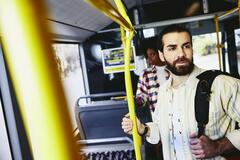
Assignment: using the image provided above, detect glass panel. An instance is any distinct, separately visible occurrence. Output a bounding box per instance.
[235,28,240,71]
[0,96,12,160]
[52,43,85,127]
[193,32,220,70]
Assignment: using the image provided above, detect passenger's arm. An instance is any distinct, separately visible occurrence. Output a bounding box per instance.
[190,76,240,158]
[121,113,145,135]
[121,113,160,144]
[221,78,240,151]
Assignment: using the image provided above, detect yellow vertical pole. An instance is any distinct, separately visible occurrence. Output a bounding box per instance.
[0,0,79,159]
[85,0,142,159]
[238,0,240,25]
[114,1,142,159]
[121,28,142,160]
[214,15,223,71]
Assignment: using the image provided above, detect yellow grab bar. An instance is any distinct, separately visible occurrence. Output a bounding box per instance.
[114,1,142,160]
[0,0,79,159]
[214,15,223,71]
[85,0,133,31]
[214,0,240,71]
[114,0,132,26]
[218,7,239,21]
[85,0,142,159]
[120,27,142,160]
[238,0,240,26]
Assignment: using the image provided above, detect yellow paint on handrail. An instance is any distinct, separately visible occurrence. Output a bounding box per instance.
[114,0,132,26]
[238,0,240,26]
[218,7,239,21]
[214,15,222,71]
[120,27,142,160]
[85,0,141,159]
[85,0,133,31]
[214,1,240,71]
[114,1,142,159]
[0,1,78,159]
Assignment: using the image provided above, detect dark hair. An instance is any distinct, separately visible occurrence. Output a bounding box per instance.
[157,24,192,52]
[141,36,158,58]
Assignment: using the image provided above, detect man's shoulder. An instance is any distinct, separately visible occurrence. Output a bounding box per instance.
[193,65,206,76]
[214,73,240,85]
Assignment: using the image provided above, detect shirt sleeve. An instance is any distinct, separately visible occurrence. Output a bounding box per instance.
[217,76,240,150]
[145,122,161,144]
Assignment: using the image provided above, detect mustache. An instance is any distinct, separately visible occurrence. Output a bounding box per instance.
[173,57,190,66]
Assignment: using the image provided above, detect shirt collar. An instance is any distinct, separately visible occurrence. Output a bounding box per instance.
[165,65,204,89]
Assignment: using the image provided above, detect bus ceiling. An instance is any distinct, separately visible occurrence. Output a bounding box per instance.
[46,0,237,43]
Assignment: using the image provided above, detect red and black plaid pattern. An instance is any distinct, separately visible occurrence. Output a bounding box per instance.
[136,66,160,112]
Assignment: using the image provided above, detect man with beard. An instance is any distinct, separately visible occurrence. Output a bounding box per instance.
[122,24,240,160]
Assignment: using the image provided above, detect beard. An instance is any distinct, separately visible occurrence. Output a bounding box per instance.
[165,57,194,76]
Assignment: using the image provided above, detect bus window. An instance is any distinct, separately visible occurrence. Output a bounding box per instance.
[0,95,12,160]
[52,43,86,127]
[193,32,222,70]
[235,28,240,72]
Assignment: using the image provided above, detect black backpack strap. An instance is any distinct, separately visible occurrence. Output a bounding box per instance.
[195,70,225,137]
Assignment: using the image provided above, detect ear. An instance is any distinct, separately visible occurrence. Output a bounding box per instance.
[158,50,165,62]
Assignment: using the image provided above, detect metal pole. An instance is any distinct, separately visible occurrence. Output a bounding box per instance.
[214,15,223,71]
[218,7,239,21]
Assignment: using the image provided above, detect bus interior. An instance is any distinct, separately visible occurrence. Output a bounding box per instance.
[1,0,240,159]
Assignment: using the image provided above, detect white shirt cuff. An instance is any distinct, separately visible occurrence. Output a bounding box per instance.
[226,130,240,150]
[145,122,160,144]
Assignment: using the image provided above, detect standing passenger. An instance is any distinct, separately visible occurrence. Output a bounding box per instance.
[122,24,240,160]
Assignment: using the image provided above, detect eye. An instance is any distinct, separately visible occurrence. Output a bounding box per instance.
[183,44,192,49]
[167,46,176,51]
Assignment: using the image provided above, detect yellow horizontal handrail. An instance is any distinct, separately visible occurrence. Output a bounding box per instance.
[218,7,239,21]
[0,1,79,159]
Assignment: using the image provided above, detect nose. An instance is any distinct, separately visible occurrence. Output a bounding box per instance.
[177,47,186,58]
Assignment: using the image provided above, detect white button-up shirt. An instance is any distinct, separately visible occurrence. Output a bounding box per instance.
[146,65,240,160]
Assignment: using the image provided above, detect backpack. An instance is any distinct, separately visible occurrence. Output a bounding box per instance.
[195,70,240,159]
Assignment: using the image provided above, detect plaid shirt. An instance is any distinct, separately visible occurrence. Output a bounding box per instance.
[136,66,160,112]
